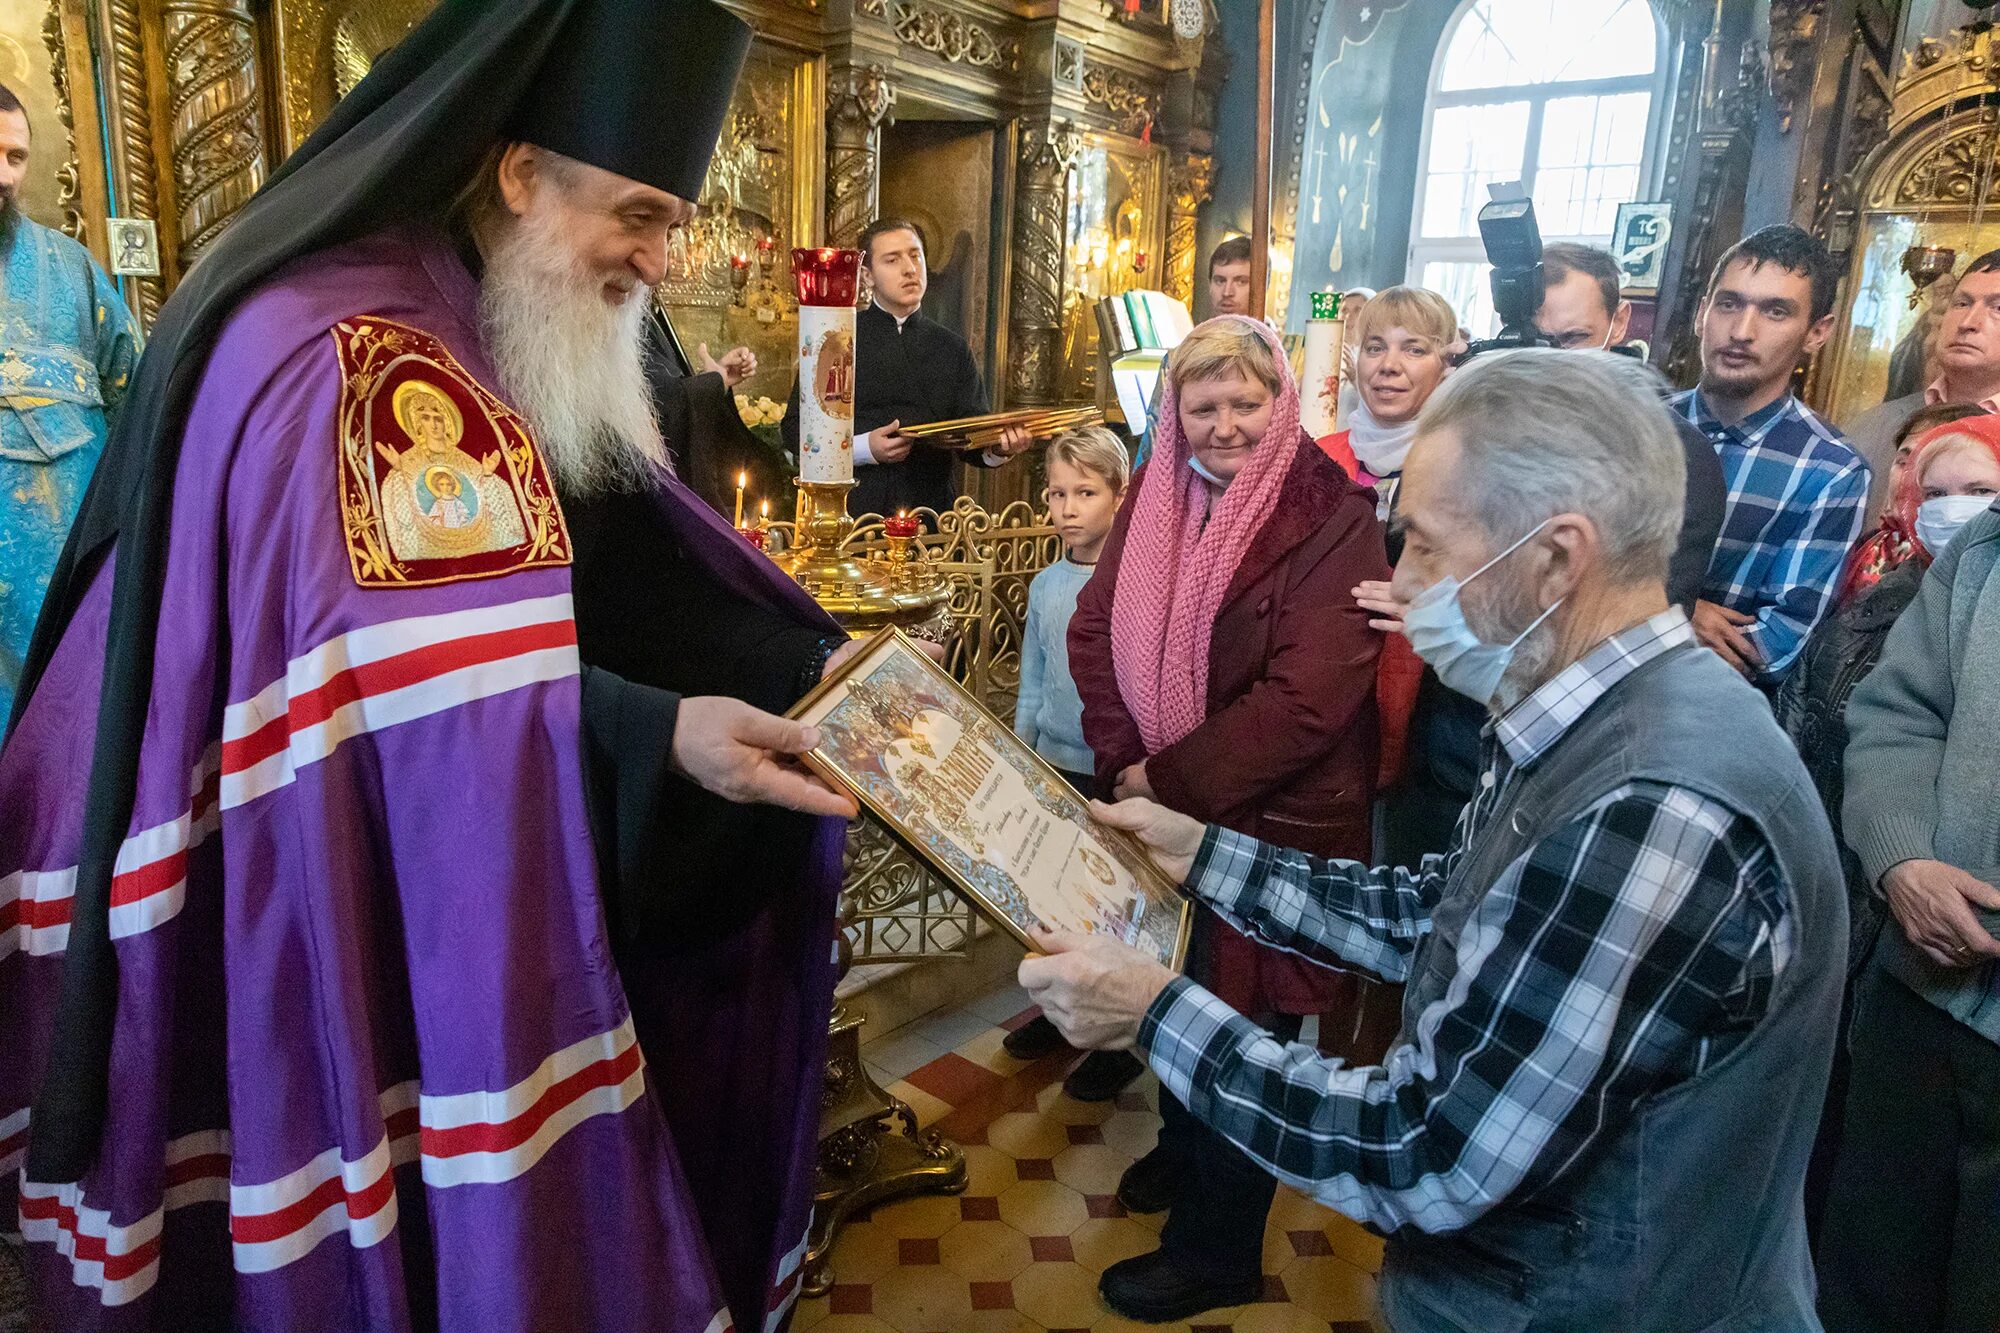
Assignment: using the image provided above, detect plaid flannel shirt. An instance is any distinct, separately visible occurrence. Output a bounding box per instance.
[1667,389,1868,679]
[1138,611,1794,1235]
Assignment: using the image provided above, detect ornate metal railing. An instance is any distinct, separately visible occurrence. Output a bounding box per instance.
[765,499,1062,966]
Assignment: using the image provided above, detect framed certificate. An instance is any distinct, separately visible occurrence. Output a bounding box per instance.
[791,628,1192,970]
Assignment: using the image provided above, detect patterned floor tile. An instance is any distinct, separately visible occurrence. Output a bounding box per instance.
[910,1002,1010,1053]
[961,1143,1021,1196]
[884,1078,951,1129]
[905,1052,1005,1106]
[998,1179,1090,1237]
[1278,1256,1375,1322]
[963,982,1040,1026]
[1011,1261,1108,1329]
[864,1027,952,1082]
[805,997,1386,1332]
[988,1109,1074,1160]
[804,1315,898,1333]
[872,1262,974,1332]
[1068,1217,1159,1275]
[957,1025,1038,1076]
[1053,1143,1130,1194]
[869,1192,964,1240]
[940,1220,1035,1282]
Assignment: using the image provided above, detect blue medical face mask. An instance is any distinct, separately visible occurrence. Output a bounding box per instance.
[1401,518,1564,706]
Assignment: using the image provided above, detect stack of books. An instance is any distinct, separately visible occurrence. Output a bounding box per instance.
[1093,289,1194,356]
[1093,290,1193,431]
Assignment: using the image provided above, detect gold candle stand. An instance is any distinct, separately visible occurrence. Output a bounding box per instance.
[764,475,963,1295]
[767,478,953,636]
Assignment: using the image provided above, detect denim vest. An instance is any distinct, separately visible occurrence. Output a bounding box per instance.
[1378,646,1845,1333]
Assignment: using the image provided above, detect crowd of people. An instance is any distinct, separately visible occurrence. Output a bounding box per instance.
[1011,225,2000,1330]
[4,1,1997,1320]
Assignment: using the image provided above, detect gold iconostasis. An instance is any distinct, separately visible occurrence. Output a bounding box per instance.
[9,0,1216,450]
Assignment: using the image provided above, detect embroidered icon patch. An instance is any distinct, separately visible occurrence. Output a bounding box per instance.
[333,317,570,588]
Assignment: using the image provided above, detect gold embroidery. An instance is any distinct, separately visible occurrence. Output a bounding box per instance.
[334,316,570,588]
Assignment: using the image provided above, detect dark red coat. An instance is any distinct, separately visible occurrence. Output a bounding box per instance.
[1069,432,1389,1016]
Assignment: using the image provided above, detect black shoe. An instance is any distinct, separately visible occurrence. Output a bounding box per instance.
[1002,1014,1070,1060]
[1098,1248,1262,1323]
[1062,1049,1143,1102]
[1115,1145,1181,1215]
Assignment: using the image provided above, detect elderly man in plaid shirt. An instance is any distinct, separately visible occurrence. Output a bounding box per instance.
[1023,351,1847,1332]
[1667,225,1869,687]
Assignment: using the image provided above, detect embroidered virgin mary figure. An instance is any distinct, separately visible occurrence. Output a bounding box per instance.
[376,377,528,560]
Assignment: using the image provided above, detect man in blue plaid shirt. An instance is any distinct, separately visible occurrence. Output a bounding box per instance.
[1022,352,1845,1331]
[1667,225,1868,686]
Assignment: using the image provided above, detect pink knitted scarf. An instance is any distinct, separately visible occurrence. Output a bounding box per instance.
[1110,316,1302,755]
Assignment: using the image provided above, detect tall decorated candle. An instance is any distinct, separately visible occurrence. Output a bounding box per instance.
[1300,290,1344,439]
[791,247,862,484]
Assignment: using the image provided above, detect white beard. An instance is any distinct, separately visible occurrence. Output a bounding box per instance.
[478,204,668,498]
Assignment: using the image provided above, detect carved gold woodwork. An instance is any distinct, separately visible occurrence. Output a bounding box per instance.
[1081,60,1161,139]
[161,1,268,264]
[1164,150,1214,308]
[1766,0,1822,134]
[826,64,895,248]
[1007,120,1082,407]
[1820,28,2000,427]
[97,0,171,319]
[24,4,81,240]
[886,0,1018,73]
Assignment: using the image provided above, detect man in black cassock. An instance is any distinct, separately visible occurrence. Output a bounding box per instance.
[782,217,1033,518]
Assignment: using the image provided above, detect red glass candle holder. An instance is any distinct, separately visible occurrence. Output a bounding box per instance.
[737,525,769,551]
[883,514,921,539]
[792,247,862,308]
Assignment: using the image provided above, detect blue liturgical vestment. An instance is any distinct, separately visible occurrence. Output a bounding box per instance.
[0,216,140,720]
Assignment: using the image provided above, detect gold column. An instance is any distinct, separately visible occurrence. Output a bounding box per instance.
[825,64,896,248]
[1163,150,1214,309]
[1004,118,1080,407]
[97,0,169,322]
[161,0,269,264]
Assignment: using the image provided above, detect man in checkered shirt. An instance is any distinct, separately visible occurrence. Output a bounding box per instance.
[1023,351,1846,1331]
[1667,224,1869,687]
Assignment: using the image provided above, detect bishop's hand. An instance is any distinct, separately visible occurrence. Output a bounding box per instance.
[698,342,758,389]
[670,696,857,818]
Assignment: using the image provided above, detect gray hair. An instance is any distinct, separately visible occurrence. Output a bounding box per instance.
[1416,348,1684,585]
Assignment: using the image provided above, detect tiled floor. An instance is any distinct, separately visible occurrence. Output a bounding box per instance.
[798,978,1384,1333]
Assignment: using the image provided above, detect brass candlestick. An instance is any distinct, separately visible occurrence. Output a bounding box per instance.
[766,479,951,635]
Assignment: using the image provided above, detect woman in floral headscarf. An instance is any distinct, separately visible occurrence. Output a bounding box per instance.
[1063,316,1391,1322]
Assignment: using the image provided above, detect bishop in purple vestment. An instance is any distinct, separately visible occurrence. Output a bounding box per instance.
[0,2,862,1329]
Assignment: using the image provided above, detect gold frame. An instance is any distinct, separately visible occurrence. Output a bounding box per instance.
[790,626,1192,970]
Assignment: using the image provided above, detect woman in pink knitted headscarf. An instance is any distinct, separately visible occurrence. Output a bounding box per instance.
[1064,316,1392,1321]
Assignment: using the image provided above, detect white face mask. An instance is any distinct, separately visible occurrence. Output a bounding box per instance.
[1915,495,1993,555]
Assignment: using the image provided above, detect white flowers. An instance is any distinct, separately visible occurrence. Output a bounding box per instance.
[735,393,785,428]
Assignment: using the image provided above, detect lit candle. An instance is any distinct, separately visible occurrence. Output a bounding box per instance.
[883,509,920,539]
[734,470,746,528]
[760,497,770,525]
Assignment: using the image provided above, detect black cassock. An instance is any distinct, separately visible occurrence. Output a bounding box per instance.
[781,303,997,518]
[567,482,840,960]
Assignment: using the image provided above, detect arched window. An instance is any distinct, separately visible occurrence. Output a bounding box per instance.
[1408,0,1668,335]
